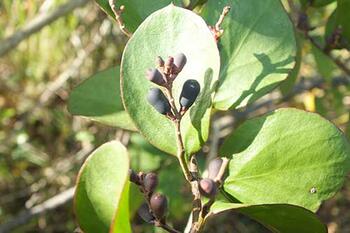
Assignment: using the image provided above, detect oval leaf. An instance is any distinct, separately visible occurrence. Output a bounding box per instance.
[68,66,136,131]
[220,108,350,211]
[201,0,297,110]
[94,0,182,32]
[209,200,327,233]
[74,141,131,233]
[121,5,220,155]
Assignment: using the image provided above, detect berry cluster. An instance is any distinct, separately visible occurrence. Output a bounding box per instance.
[129,170,169,226]
[146,53,200,120]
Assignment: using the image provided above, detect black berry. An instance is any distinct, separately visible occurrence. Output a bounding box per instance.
[208,158,223,179]
[143,172,158,193]
[138,203,154,223]
[146,68,165,86]
[150,193,168,220]
[199,178,217,198]
[173,53,187,73]
[147,88,171,115]
[179,79,200,109]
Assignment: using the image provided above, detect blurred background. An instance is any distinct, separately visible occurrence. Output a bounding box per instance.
[0,0,349,232]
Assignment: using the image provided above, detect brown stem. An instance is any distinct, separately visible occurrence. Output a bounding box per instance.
[164,86,193,182]
[108,0,132,37]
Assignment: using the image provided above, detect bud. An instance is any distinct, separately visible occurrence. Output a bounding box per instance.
[208,158,223,179]
[199,178,217,198]
[147,88,171,115]
[146,68,165,86]
[164,56,174,74]
[156,56,165,67]
[138,203,154,223]
[129,169,141,185]
[173,53,187,73]
[143,172,158,193]
[179,79,200,110]
[150,193,168,220]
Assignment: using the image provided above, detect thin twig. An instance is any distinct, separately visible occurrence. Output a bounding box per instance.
[108,0,132,37]
[286,1,350,77]
[0,0,88,57]
[215,6,231,32]
[0,188,75,233]
[214,157,229,184]
[306,33,350,76]
[164,87,192,182]
[210,6,231,41]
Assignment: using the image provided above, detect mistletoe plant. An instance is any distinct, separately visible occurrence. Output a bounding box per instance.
[68,0,350,233]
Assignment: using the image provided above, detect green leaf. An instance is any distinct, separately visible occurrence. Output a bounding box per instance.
[74,141,131,233]
[209,200,327,233]
[311,41,338,80]
[220,108,350,211]
[68,67,136,131]
[121,5,220,155]
[337,0,350,43]
[94,0,183,32]
[300,0,336,7]
[201,0,297,110]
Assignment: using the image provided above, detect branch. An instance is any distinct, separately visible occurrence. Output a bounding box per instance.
[108,0,132,37]
[305,33,350,77]
[0,0,88,57]
[0,188,75,233]
[209,6,231,41]
[286,1,350,77]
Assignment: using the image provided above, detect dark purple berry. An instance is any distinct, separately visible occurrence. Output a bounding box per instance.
[138,203,154,223]
[208,158,223,179]
[173,53,187,72]
[129,169,141,185]
[147,88,171,115]
[199,178,217,198]
[146,68,165,86]
[150,193,168,220]
[143,172,158,193]
[179,79,200,109]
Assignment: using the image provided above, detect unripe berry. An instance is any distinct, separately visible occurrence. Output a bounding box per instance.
[179,79,200,109]
[173,53,187,73]
[146,68,165,86]
[138,203,154,223]
[143,172,158,193]
[199,178,217,198]
[150,193,168,220]
[208,158,223,179]
[147,88,171,115]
